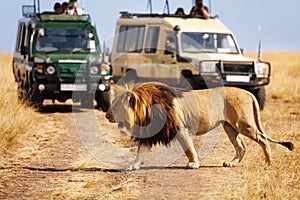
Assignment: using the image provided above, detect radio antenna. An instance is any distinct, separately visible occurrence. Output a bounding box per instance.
[81,0,85,13]
[147,0,153,14]
[164,0,170,14]
[258,40,262,61]
[209,0,212,15]
[257,23,262,61]
[33,0,40,14]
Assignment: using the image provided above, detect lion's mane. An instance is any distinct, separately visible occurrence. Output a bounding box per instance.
[126,82,182,147]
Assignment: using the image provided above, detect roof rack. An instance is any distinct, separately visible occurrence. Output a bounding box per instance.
[33,13,92,22]
[119,12,215,20]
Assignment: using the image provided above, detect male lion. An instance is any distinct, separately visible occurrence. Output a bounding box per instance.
[106,82,294,170]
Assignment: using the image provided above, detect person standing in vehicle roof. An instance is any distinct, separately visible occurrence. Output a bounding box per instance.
[175,7,185,15]
[53,2,63,14]
[69,0,81,15]
[61,2,69,14]
[189,0,210,19]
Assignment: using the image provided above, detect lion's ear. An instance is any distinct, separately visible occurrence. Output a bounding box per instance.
[126,92,136,108]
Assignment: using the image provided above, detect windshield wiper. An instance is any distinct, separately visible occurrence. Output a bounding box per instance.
[44,48,73,54]
[71,48,92,53]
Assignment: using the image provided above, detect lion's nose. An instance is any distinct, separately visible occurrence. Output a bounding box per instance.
[105,112,110,119]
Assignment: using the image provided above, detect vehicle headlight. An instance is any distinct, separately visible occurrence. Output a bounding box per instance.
[101,65,111,76]
[199,61,217,73]
[257,62,270,75]
[90,66,99,75]
[46,65,56,75]
[36,64,44,74]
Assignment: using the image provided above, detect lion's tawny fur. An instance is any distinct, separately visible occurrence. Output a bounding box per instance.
[106,82,294,170]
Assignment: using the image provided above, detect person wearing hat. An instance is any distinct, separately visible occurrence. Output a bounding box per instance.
[189,0,210,19]
[175,7,185,15]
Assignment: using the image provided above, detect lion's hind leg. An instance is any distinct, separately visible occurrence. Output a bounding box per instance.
[223,123,246,167]
[235,122,272,165]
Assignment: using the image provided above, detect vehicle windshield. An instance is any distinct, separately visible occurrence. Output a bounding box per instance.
[35,28,97,53]
[181,32,238,54]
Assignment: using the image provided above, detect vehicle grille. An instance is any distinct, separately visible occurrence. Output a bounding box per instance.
[59,63,88,83]
[217,62,255,74]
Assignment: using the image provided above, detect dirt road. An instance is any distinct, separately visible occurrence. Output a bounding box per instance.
[0,97,298,199]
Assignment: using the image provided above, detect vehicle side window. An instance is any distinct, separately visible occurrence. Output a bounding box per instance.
[117,26,145,53]
[165,32,176,54]
[16,24,26,53]
[144,27,159,53]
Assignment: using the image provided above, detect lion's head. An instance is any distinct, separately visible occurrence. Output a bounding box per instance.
[106,82,182,147]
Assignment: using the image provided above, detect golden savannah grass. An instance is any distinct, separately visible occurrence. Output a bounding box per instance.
[0,53,39,155]
[245,51,300,100]
[242,51,300,199]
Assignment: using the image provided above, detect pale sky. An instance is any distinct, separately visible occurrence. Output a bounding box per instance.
[1,0,299,52]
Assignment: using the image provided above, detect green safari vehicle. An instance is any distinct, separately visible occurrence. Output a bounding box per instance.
[12,5,112,110]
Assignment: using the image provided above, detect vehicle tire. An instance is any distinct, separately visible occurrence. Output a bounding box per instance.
[27,87,43,109]
[95,90,111,112]
[251,87,266,110]
[180,71,194,89]
[17,81,26,101]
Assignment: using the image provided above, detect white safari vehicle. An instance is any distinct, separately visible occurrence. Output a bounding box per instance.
[110,12,271,109]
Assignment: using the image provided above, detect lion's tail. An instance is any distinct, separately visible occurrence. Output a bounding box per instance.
[252,95,294,151]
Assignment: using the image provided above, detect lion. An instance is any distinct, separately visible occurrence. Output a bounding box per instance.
[105,82,294,170]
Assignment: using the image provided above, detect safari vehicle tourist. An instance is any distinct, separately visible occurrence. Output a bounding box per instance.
[110,2,271,110]
[189,0,210,19]
[12,3,112,110]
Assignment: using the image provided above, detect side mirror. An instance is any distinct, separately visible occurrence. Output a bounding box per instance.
[240,48,244,55]
[21,46,28,55]
[105,47,110,56]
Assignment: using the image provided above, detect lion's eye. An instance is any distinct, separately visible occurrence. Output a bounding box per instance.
[112,103,118,110]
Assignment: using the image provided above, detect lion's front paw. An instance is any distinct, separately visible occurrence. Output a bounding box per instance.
[186,161,200,169]
[124,162,143,171]
[223,161,237,167]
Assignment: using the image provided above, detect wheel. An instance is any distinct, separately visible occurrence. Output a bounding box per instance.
[180,71,195,89]
[27,86,43,109]
[251,87,266,110]
[95,90,111,112]
[17,80,26,101]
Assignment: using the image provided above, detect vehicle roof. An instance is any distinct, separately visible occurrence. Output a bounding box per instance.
[118,13,233,34]
[38,14,91,22]
[18,14,92,24]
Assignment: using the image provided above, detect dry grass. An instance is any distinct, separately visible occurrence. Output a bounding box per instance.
[0,53,39,155]
[241,51,300,199]
[239,107,299,199]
